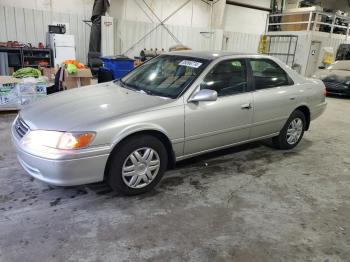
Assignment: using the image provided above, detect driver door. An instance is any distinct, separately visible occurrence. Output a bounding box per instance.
[184,59,253,155]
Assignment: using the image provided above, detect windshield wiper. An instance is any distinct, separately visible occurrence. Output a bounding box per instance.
[118,80,170,98]
[118,79,140,92]
[139,89,157,96]
[139,88,171,98]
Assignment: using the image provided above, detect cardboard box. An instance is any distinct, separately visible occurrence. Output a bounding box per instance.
[8,67,14,75]
[60,68,93,90]
[0,76,48,110]
[0,76,20,85]
[40,67,56,82]
[0,76,20,109]
[17,77,48,106]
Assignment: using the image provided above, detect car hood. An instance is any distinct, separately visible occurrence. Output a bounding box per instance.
[20,82,173,131]
[313,69,350,82]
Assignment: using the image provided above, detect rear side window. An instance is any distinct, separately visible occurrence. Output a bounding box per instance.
[249,59,291,90]
[200,59,247,97]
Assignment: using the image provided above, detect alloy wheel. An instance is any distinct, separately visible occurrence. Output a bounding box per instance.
[286,117,303,145]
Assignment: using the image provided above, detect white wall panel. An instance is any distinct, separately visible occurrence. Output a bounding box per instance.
[4,6,16,40]
[42,10,52,31]
[115,18,216,58]
[224,31,261,53]
[33,10,45,44]
[0,2,283,66]
[0,5,90,64]
[14,7,26,43]
[223,5,268,34]
[76,13,87,63]
[267,31,350,75]
[0,0,93,17]
[24,8,36,45]
[0,7,6,40]
[111,0,211,28]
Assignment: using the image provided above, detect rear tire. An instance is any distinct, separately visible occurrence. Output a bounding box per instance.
[273,110,306,150]
[107,135,168,195]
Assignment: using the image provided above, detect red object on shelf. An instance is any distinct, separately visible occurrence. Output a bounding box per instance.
[38,61,49,66]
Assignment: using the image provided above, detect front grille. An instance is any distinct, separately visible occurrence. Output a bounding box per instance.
[14,117,30,138]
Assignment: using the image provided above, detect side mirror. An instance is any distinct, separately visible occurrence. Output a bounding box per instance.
[189,89,218,102]
[318,66,326,69]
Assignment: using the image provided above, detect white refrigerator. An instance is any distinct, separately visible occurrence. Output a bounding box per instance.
[48,34,76,67]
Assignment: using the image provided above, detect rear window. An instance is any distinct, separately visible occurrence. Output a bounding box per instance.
[249,59,292,90]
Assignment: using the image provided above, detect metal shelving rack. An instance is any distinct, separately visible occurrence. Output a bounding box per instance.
[0,46,53,69]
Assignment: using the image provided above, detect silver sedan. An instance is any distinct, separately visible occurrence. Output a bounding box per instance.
[11,51,327,195]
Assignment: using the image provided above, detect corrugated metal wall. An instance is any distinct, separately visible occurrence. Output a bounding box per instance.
[267,31,350,75]
[0,5,90,64]
[0,4,265,64]
[114,18,218,58]
[223,31,261,53]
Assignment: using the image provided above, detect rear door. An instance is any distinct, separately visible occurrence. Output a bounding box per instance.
[184,58,253,155]
[248,58,298,138]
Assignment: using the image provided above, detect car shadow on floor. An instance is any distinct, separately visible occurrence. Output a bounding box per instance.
[176,142,261,168]
[174,137,313,169]
[153,138,314,195]
[41,138,313,201]
[84,141,265,195]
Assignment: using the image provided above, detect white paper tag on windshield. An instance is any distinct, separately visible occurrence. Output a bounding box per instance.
[179,60,202,68]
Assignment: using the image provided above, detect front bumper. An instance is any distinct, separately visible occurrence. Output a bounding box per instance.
[11,120,111,186]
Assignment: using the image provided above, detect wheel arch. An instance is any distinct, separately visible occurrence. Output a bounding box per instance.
[104,128,176,181]
[294,105,311,130]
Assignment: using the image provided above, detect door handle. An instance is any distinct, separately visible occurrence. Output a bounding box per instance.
[241,103,252,110]
[289,97,296,100]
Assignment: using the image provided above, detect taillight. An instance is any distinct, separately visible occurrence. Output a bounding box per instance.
[323,88,327,97]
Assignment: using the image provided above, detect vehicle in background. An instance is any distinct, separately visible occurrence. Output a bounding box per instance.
[336,44,350,61]
[12,52,327,195]
[313,60,350,97]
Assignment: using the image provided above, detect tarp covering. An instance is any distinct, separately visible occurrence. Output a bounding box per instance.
[89,0,110,53]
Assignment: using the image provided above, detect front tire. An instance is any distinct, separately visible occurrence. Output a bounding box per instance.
[273,110,306,150]
[107,135,168,195]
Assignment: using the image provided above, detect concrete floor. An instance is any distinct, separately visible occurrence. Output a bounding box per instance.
[0,97,349,262]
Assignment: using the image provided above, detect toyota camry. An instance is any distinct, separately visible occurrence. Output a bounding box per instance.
[11,51,327,195]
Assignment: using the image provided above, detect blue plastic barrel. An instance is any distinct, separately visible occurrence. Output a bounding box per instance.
[101,56,134,79]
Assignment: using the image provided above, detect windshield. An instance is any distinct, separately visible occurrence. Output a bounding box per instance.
[119,55,209,98]
[328,60,350,71]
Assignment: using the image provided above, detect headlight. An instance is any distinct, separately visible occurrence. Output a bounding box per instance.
[57,132,95,149]
[22,130,95,150]
[345,80,350,86]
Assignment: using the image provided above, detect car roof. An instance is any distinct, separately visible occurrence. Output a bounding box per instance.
[165,50,266,60]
